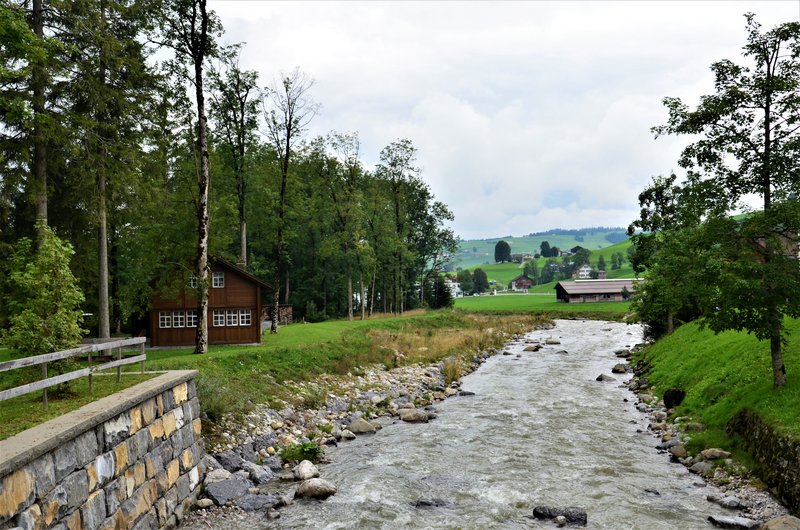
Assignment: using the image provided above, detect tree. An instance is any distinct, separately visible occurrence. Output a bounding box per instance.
[494,240,511,263]
[523,259,538,282]
[540,240,551,258]
[652,14,800,386]
[456,269,473,294]
[597,255,606,271]
[3,223,85,356]
[472,268,489,293]
[424,275,453,309]
[209,45,260,267]
[157,0,222,353]
[262,67,318,332]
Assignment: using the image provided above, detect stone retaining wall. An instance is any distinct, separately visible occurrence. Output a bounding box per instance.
[727,409,800,514]
[0,371,205,530]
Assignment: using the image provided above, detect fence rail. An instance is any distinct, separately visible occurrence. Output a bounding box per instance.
[0,337,147,407]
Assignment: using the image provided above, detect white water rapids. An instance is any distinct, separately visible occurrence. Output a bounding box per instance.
[209,320,734,528]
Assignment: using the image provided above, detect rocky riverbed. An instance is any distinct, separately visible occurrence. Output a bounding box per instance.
[179,321,798,529]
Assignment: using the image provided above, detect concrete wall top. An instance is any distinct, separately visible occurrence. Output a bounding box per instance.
[0,370,198,477]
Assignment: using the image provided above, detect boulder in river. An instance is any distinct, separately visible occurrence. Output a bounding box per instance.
[532,506,587,526]
[399,408,429,423]
[235,493,280,512]
[204,477,252,506]
[293,460,320,481]
[346,417,377,434]
[295,478,337,500]
[707,515,759,528]
[611,363,628,374]
[596,374,617,382]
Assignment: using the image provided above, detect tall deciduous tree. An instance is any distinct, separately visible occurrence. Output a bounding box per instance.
[157,0,222,354]
[472,267,489,293]
[262,67,318,332]
[209,45,260,267]
[494,240,511,263]
[652,14,800,386]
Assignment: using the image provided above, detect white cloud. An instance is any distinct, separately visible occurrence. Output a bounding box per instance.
[210,0,799,239]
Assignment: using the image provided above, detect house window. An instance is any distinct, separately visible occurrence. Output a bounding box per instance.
[212,271,225,288]
[186,310,197,327]
[159,311,171,328]
[172,311,185,327]
[188,275,197,289]
[226,310,238,327]
[239,309,251,326]
[213,310,225,327]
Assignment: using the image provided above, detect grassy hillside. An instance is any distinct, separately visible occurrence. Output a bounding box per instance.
[452,228,628,268]
[454,294,631,317]
[638,319,800,450]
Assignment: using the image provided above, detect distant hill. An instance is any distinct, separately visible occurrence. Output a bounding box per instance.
[450,227,628,269]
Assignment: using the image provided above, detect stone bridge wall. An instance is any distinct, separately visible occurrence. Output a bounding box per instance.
[0,370,204,530]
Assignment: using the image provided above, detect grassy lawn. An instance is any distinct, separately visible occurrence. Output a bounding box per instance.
[638,318,800,452]
[454,293,632,317]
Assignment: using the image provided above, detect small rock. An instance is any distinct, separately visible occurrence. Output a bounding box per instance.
[685,422,706,432]
[545,339,561,345]
[689,461,714,476]
[458,390,475,397]
[707,515,759,529]
[412,498,451,508]
[204,477,252,506]
[293,460,320,481]
[235,493,279,512]
[707,494,746,509]
[612,363,628,374]
[294,478,337,500]
[195,498,214,508]
[340,429,356,440]
[760,515,800,530]
[399,409,429,423]
[701,448,731,460]
[523,345,541,352]
[555,515,567,527]
[204,468,232,484]
[669,444,688,459]
[596,374,616,382]
[532,506,587,526]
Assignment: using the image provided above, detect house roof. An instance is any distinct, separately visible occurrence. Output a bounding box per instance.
[511,274,534,282]
[211,258,273,290]
[555,279,638,295]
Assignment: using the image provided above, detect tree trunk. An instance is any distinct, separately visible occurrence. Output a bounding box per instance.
[666,311,674,335]
[32,0,47,239]
[237,158,246,266]
[770,314,787,387]
[110,225,121,334]
[347,263,353,321]
[193,4,211,354]
[97,172,110,338]
[360,270,366,320]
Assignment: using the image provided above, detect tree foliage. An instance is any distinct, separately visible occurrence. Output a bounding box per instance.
[472,268,489,293]
[494,240,511,263]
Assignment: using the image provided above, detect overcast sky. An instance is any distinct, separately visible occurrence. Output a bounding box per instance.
[211,1,800,240]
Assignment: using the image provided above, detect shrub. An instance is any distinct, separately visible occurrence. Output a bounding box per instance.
[280,442,324,464]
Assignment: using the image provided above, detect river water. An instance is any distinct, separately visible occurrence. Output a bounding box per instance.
[239,320,730,528]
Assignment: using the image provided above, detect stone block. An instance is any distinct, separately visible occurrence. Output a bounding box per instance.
[103,478,124,515]
[161,412,177,439]
[87,452,115,492]
[143,453,161,480]
[188,466,200,494]
[192,419,202,438]
[173,407,185,431]
[178,424,194,452]
[179,448,195,473]
[0,467,35,524]
[64,509,81,530]
[113,443,129,476]
[170,431,184,460]
[62,470,89,511]
[103,413,131,451]
[148,418,164,444]
[120,480,157,528]
[175,473,191,502]
[96,512,124,530]
[141,398,157,425]
[53,439,78,482]
[15,502,42,530]
[155,395,164,417]
[173,382,188,406]
[75,431,99,468]
[161,389,175,414]
[41,484,67,526]
[80,490,106,530]
[165,460,179,489]
[130,507,157,530]
[164,487,177,518]
[182,398,199,424]
[129,406,143,436]
[30,454,56,499]
[129,429,151,462]
[155,498,167,526]
[186,379,197,400]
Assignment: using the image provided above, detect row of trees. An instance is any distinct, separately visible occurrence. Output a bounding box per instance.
[0,1,456,355]
[629,15,800,387]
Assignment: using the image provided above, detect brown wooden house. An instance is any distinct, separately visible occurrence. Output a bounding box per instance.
[510,274,535,291]
[148,259,270,347]
[555,279,639,303]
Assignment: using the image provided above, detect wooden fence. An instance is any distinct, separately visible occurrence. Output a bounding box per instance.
[0,337,146,408]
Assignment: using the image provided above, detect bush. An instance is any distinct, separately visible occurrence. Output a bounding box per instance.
[280,442,324,464]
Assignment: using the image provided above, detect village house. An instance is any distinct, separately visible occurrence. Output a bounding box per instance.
[148,259,271,347]
[555,279,639,303]
[510,274,535,291]
[574,263,593,279]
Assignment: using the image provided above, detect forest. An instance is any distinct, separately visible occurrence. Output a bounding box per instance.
[0,0,457,351]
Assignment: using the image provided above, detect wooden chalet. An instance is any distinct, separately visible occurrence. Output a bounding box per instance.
[510,274,535,291]
[148,259,270,347]
[555,279,638,303]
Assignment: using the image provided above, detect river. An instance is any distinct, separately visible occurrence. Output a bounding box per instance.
[248,319,731,529]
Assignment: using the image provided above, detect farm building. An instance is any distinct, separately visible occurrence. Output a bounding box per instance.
[510,274,535,291]
[555,279,638,303]
[148,259,270,347]
[574,264,593,279]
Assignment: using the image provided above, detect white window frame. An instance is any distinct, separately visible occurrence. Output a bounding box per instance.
[172,311,185,328]
[188,275,197,289]
[239,309,251,326]
[212,271,225,288]
[159,311,171,328]
[226,310,238,327]
[186,310,197,327]
[212,310,225,327]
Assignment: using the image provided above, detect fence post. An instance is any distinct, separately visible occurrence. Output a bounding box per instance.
[88,352,93,392]
[42,362,48,410]
[139,341,145,375]
[117,346,122,383]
